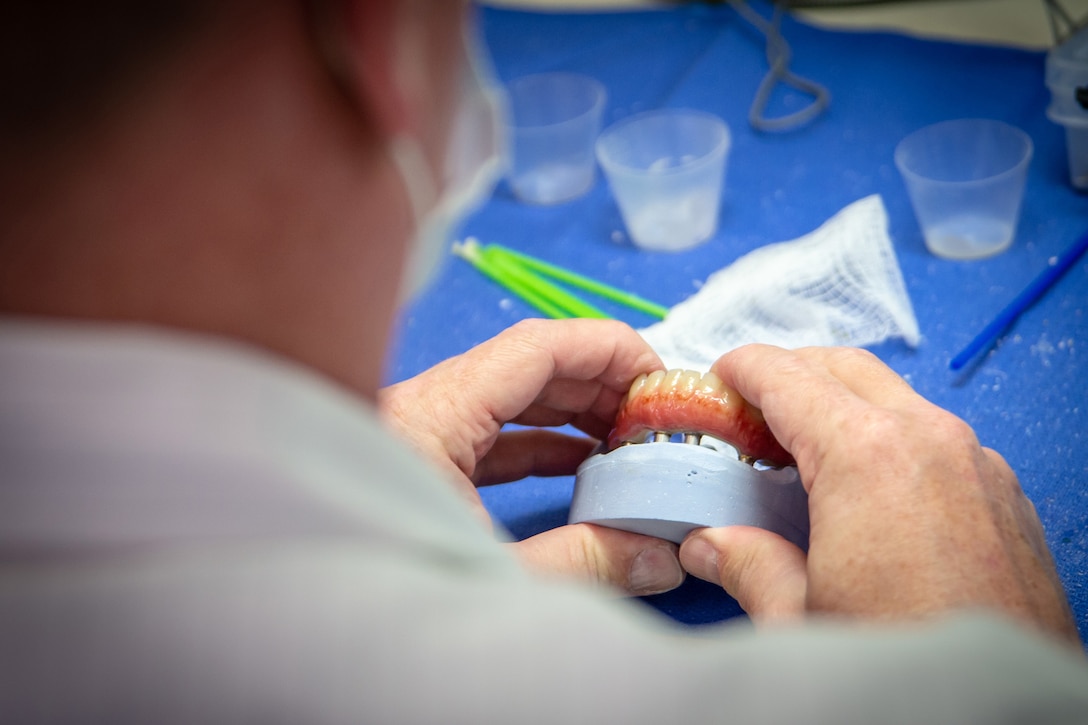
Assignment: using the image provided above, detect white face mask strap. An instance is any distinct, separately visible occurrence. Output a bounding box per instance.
[388,135,438,227]
[387,9,507,303]
[389,135,444,303]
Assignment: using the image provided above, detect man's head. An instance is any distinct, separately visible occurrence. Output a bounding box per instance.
[0,0,491,398]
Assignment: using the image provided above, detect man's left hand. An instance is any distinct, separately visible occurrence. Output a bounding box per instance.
[380,319,684,597]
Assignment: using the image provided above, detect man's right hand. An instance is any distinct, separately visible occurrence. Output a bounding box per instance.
[678,345,1081,647]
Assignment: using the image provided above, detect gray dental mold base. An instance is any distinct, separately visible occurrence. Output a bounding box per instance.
[569,439,809,549]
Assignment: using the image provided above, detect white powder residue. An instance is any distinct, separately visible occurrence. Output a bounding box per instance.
[1031,333,1056,367]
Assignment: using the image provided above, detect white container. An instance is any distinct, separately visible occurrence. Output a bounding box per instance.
[595,109,730,252]
[895,119,1033,260]
[1046,25,1088,190]
[505,73,606,205]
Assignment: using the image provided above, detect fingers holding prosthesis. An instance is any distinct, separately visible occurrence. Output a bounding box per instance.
[792,346,917,406]
[708,345,933,479]
[472,319,664,425]
[714,345,916,412]
[510,524,685,598]
[472,429,597,486]
[509,387,626,442]
[379,319,661,487]
[708,346,1081,645]
[680,527,807,624]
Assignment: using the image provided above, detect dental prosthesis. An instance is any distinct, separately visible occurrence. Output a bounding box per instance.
[569,369,810,549]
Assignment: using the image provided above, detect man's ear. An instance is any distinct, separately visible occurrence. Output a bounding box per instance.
[315,0,421,141]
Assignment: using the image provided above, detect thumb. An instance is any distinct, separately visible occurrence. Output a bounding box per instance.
[510,524,685,597]
[680,526,807,623]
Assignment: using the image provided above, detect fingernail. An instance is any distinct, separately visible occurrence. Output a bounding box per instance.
[680,536,721,586]
[628,547,685,596]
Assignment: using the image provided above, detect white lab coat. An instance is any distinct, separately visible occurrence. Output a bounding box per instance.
[2,319,1086,724]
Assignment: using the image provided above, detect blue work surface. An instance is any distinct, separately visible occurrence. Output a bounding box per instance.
[387,3,1088,641]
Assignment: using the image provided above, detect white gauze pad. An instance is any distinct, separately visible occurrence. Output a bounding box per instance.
[640,194,920,370]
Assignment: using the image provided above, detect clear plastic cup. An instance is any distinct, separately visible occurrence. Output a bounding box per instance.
[504,73,606,205]
[595,109,730,252]
[895,119,1033,260]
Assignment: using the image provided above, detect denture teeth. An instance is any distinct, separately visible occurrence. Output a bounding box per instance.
[643,369,667,395]
[628,369,721,402]
[698,370,725,395]
[678,370,702,398]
